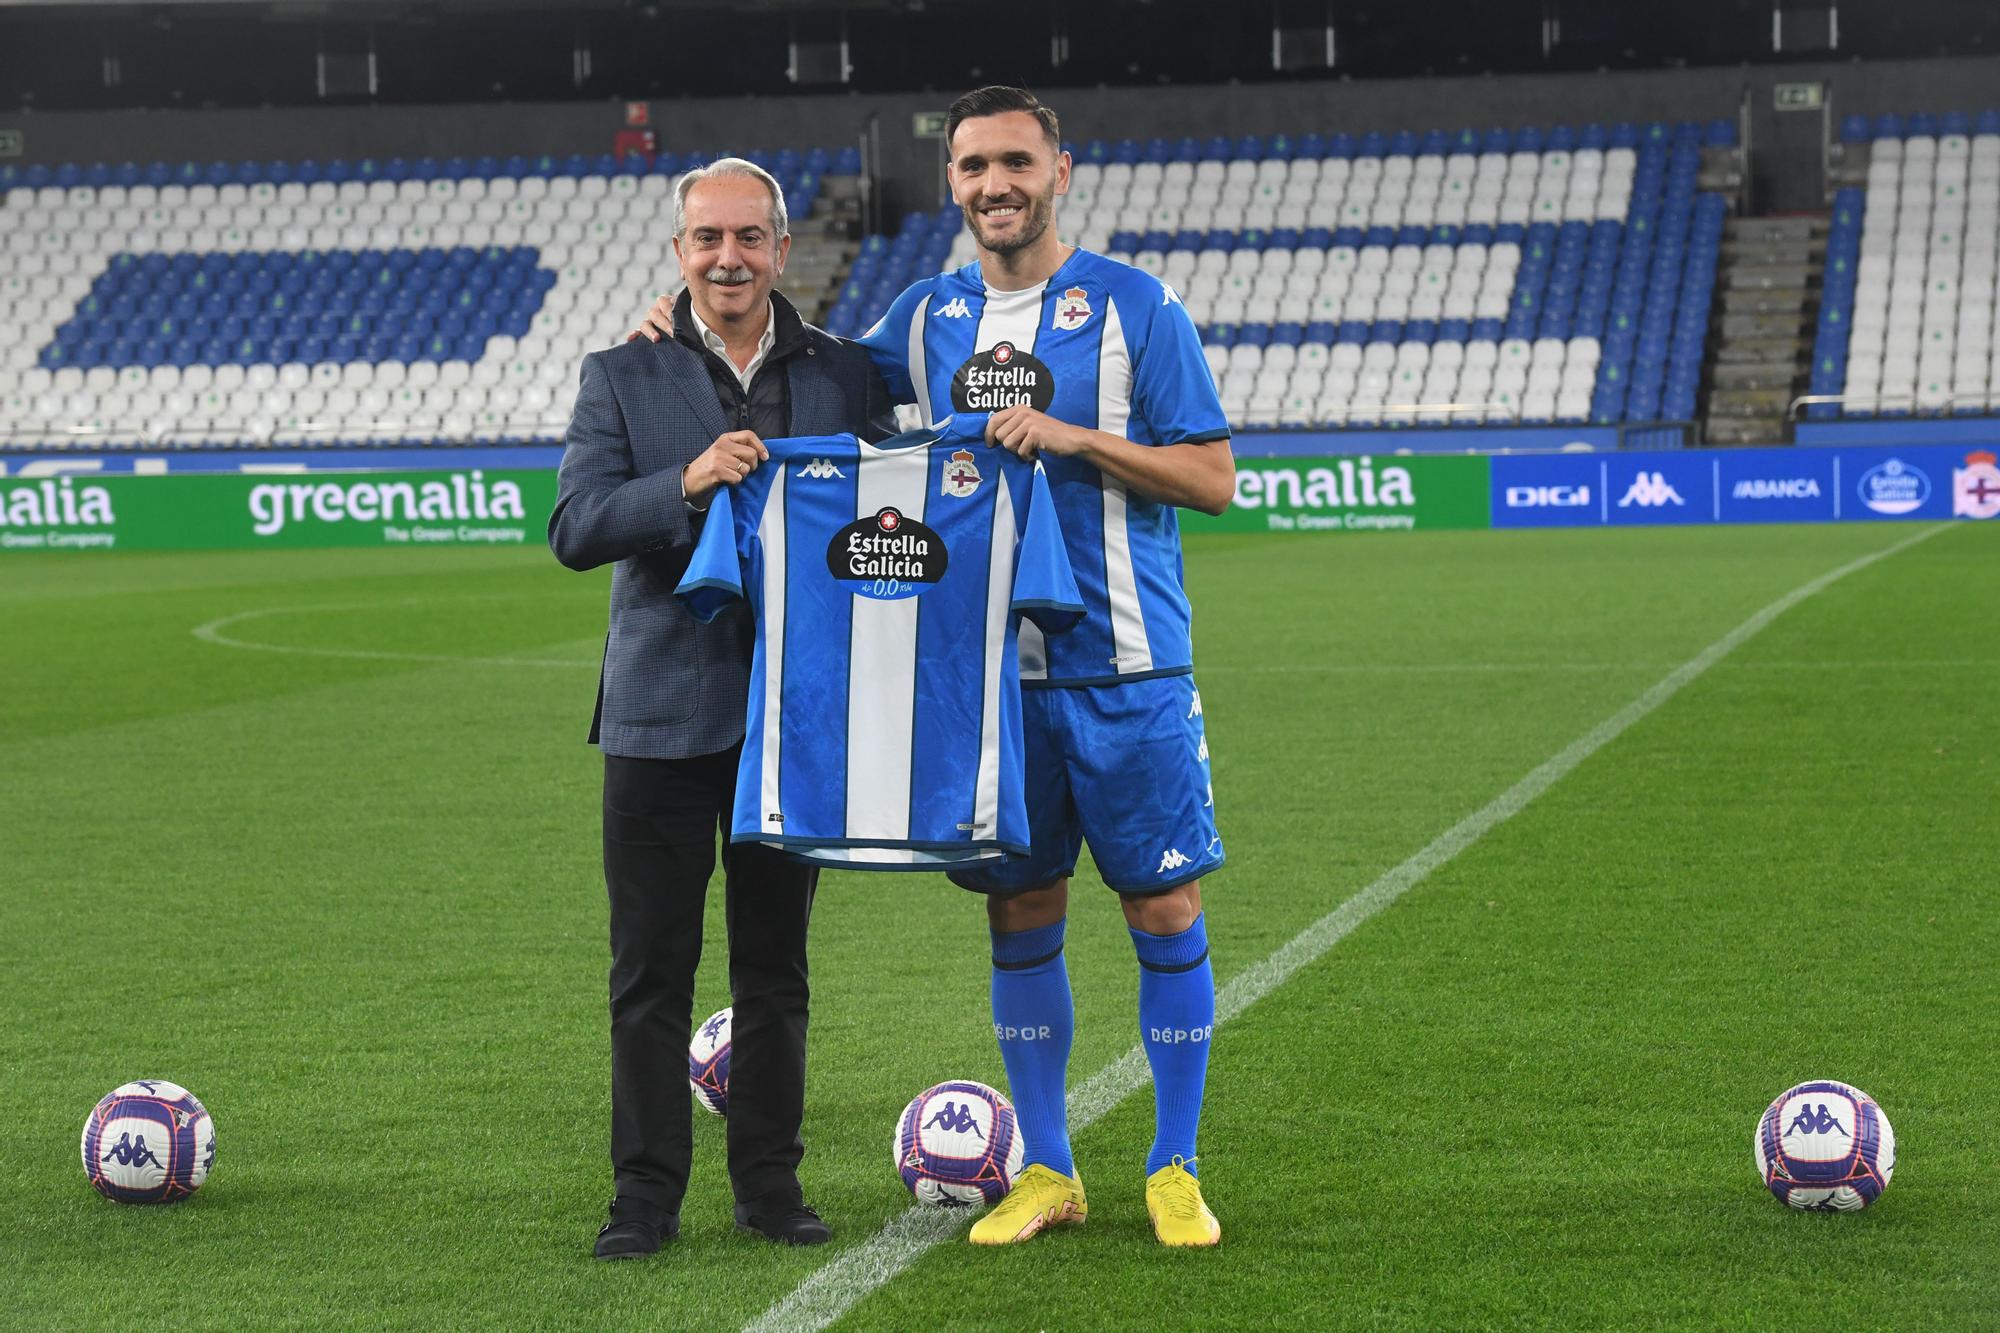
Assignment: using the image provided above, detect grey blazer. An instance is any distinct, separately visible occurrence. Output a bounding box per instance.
[549,321,892,759]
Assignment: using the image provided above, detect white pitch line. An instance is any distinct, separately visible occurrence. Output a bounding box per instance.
[746,523,1950,1333]
[193,602,598,668]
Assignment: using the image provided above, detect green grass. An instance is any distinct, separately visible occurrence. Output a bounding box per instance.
[3,523,1995,1330]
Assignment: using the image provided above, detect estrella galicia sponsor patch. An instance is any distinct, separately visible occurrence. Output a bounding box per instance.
[827,506,949,599]
[952,340,1055,413]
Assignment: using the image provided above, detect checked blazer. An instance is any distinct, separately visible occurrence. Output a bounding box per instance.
[549,300,894,759]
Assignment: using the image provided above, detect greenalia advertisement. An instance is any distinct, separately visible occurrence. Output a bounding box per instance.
[0,469,557,553]
[1179,454,1491,534]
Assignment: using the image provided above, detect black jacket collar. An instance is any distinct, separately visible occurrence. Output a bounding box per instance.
[672,288,810,365]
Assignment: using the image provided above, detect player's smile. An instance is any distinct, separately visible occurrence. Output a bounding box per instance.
[976,199,1029,234]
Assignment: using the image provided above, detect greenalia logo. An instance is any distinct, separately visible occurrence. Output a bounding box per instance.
[1231,457,1415,510]
[0,476,116,527]
[248,471,526,537]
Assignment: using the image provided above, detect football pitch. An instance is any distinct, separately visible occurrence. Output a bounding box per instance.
[4,521,1996,1330]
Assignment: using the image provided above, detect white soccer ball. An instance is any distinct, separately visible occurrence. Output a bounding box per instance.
[81,1080,217,1204]
[1754,1078,1896,1211]
[688,1007,732,1116]
[893,1080,1024,1207]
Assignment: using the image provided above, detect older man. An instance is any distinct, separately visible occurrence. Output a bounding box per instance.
[550,158,895,1260]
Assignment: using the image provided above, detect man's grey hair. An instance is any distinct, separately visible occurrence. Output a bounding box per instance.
[672,157,790,240]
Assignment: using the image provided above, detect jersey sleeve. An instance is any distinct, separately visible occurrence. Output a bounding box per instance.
[1009,461,1085,636]
[673,485,745,623]
[1131,281,1232,447]
[853,279,932,403]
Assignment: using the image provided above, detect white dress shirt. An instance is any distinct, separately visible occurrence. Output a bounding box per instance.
[681,299,778,512]
[688,299,777,391]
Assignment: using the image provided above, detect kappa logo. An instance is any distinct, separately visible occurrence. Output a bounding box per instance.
[935,296,973,319]
[923,1101,986,1138]
[100,1133,162,1169]
[1052,286,1093,331]
[1618,471,1685,508]
[1787,1104,1850,1137]
[940,448,983,498]
[1187,689,1203,719]
[1157,848,1191,873]
[1197,734,1209,763]
[1954,449,2000,518]
[798,458,847,480]
[1162,282,1183,306]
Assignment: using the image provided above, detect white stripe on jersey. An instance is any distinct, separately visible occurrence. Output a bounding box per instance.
[973,473,1015,839]
[758,463,789,833]
[974,278,1048,361]
[908,293,935,427]
[1096,296,1153,674]
[977,278,1052,680]
[845,449,928,842]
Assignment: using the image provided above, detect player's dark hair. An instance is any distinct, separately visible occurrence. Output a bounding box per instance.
[946,86,1062,155]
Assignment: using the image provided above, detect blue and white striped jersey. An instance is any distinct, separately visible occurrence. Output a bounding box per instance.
[857,248,1230,687]
[675,423,1083,869]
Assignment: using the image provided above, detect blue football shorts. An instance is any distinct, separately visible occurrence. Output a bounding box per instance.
[949,672,1223,897]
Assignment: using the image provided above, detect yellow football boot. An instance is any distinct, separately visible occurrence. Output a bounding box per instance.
[967,1164,1087,1245]
[1145,1158,1220,1247]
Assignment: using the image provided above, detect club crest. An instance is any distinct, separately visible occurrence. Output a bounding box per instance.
[941,449,983,498]
[1052,286,1093,331]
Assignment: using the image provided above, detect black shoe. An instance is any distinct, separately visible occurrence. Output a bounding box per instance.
[593,1197,679,1260]
[734,1199,831,1246]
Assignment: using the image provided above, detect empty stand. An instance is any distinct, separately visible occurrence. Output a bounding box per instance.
[0,147,864,449]
[825,119,1736,432]
[1812,109,2000,419]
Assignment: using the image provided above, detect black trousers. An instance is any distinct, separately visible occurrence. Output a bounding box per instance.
[603,747,817,1215]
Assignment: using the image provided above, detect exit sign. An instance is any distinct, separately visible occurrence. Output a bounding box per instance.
[912,111,948,139]
[1774,82,1823,111]
[0,130,23,158]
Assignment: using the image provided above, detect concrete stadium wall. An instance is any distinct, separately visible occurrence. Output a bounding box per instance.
[7,54,2000,223]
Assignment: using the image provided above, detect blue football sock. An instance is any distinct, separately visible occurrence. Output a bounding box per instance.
[1131,912,1214,1177]
[989,918,1076,1179]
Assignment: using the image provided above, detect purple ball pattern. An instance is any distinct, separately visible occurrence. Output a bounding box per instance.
[81,1080,216,1205]
[894,1080,1023,1208]
[688,1007,731,1117]
[1754,1079,1895,1211]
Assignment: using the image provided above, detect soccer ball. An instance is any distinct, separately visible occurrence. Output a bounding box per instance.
[1754,1079,1896,1211]
[81,1080,217,1204]
[689,1007,731,1116]
[893,1080,1024,1207]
